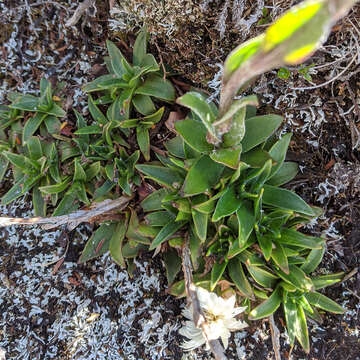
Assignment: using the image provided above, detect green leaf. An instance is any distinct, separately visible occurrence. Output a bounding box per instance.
[26,136,43,160]
[305,292,345,314]
[46,104,66,118]
[228,258,254,299]
[241,147,273,168]
[141,188,170,211]
[145,211,175,226]
[132,94,156,115]
[175,118,213,154]
[3,151,29,171]
[85,161,101,181]
[73,159,87,182]
[312,273,344,290]
[191,209,208,242]
[266,162,298,186]
[241,115,283,152]
[109,218,128,268]
[136,126,150,161]
[0,157,9,183]
[295,304,310,353]
[210,145,242,169]
[39,177,71,194]
[249,285,282,320]
[133,28,147,66]
[237,201,256,247]
[258,234,273,261]
[164,248,182,284]
[52,191,78,216]
[223,35,265,83]
[106,40,131,77]
[165,136,185,159]
[1,176,25,205]
[182,155,224,196]
[283,297,298,345]
[176,92,217,136]
[271,242,289,274]
[136,164,184,190]
[79,223,116,263]
[135,75,175,102]
[273,264,314,292]
[22,113,46,143]
[279,229,324,249]
[149,220,187,250]
[212,184,241,222]
[74,125,102,135]
[83,74,119,92]
[210,259,228,291]
[301,243,325,274]
[88,95,108,125]
[32,186,46,217]
[247,264,278,288]
[9,93,39,111]
[268,133,292,179]
[263,184,315,216]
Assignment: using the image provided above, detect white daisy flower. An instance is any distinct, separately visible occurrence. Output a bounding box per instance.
[179,287,248,351]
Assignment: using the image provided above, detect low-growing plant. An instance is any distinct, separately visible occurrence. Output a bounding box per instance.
[0,0,356,356]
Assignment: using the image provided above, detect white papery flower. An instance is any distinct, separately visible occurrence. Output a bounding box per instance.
[179,287,248,351]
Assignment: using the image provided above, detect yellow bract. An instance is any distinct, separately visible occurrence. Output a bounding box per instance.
[264,0,324,51]
[284,43,317,64]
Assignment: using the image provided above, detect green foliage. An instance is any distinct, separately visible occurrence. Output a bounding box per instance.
[82,27,175,160]
[137,98,345,352]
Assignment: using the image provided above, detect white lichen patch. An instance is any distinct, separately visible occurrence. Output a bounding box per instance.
[0,198,181,359]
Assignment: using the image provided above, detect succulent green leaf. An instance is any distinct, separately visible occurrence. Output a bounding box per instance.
[182,155,224,196]
[258,234,273,261]
[228,258,254,299]
[164,248,182,284]
[73,159,87,182]
[312,273,344,290]
[74,125,103,135]
[106,40,132,78]
[305,292,345,314]
[237,201,256,247]
[1,176,25,205]
[241,115,283,152]
[26,136,43,160]
[268,133,292,179]
[109,218,128,268]
[136,126,150,161]
[149,220,187,250]
[52,191,78,216]
[241,147,273,168]
[135,75,175,102]
[295,304,310,353]
[175,118,213,154]
[283,297,298,345]
[279,229,324,249]
[141,188,170,211]
[79,223,116,263]
[165,136,186,159]
[145,211,175,227]
[9,93,39,111]
[249,285,282,320]
[0,157,9,183]
[301,243,326,274]
[210,259,228,291]
[212,184,241,222]
[132,94,156,115]
[22,113,46,143]
[88,95,108,125]
[191,209,208,243]
[273,264,314,292]
[136,164,184,190]
[263,184,315,216]
[85,161,101,181]
[39,177,71,194]
[133,28,148,66]
[32,186,46,217]
[247,264,278,288]
[83,74,119,93]
[271,242,289,274]
[266,162,298,186]
[210,145,242,169]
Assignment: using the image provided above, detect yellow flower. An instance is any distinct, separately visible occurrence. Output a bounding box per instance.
[179,287,248,351]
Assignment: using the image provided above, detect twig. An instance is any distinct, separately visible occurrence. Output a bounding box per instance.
[0,196,132,231]
[65,0,95,27]
[154,41,167,80]
[291,53,358,91]
[181,241,227,360]
[269,314,281,360]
